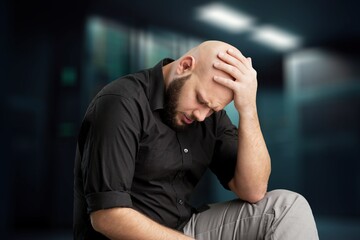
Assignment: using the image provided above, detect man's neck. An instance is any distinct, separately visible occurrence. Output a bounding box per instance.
[162,61,175,89]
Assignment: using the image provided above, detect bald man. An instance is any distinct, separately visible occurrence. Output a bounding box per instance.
[73,41,319,239]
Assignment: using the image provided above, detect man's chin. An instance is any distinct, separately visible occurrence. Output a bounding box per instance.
[170,120,192,132]
[171,123,188,132]
[162,111,193,131]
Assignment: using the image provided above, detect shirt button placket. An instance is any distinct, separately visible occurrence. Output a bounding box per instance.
[177,149,188,206]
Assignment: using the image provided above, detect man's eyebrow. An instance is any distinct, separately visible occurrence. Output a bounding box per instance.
[197,93,207,104]
[198,93,221,112]
[197,90,224,112]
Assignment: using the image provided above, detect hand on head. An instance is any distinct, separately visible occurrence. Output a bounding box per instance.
[211,43,258,114]
[187,40,258,114]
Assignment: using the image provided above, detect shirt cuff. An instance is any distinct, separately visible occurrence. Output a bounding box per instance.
[86,191,133,213]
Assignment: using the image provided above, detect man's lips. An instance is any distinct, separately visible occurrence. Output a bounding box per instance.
[183,114,194,124]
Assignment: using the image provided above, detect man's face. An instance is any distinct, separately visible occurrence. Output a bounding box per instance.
[163,73,233,131]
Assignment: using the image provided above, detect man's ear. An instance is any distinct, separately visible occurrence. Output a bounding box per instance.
[177,55,195,74]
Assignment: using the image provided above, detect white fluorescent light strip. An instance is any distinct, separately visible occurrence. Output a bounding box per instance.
[196,3,255,33]
[250,25,301,51]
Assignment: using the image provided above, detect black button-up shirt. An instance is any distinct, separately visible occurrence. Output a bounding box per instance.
[73,59,238,239]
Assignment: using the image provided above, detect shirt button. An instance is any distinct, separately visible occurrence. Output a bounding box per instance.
[183,148,189,153]
[178,199,184,205]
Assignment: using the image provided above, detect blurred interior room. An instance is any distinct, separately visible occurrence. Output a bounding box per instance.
[1,0,360,239]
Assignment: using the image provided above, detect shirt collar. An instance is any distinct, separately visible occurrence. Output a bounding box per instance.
[149,58,174,111]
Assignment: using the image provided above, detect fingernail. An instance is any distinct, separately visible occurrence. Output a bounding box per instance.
[218,52,224,57]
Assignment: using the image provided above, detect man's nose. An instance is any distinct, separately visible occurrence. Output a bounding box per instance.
[193,107,212,122]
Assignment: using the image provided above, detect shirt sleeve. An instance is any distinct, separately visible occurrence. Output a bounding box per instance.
[209,110,238,190]
[81,94,142,213]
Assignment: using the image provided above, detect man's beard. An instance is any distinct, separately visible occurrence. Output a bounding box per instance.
[163,74,192,131]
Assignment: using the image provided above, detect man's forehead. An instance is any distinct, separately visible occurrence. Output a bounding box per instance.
[200,76,233,103]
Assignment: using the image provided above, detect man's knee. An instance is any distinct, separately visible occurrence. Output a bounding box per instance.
[263,190,319,239]
[265,189,314,218]
[266,189,309,205]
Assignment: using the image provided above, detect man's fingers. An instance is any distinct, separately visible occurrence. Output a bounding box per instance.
[213,75,237,91]
[213,61,241,79]
[216,50,253,76]
[226,49,252,69]
[247,57,252,67]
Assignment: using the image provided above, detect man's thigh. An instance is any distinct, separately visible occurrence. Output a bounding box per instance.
[183,197,274,239]
[182,189,319,240]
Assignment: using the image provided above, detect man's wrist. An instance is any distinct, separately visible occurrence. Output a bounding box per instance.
[237,104,258,119]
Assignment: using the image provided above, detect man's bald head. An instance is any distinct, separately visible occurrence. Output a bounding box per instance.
[181,41,236,83]
[185,40,236,57]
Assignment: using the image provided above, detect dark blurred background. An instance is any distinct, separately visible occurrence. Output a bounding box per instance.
[1,0,360,239]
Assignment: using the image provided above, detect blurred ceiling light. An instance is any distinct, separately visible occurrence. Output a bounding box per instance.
[250,25,301,51]
[196,3,255,33]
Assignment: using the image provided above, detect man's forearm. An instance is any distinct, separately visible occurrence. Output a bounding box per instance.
[91,207,194,240]
[211,48,270,202]
[229,109,271,203]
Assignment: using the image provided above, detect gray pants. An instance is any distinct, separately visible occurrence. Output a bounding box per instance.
[183,190,319,240]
